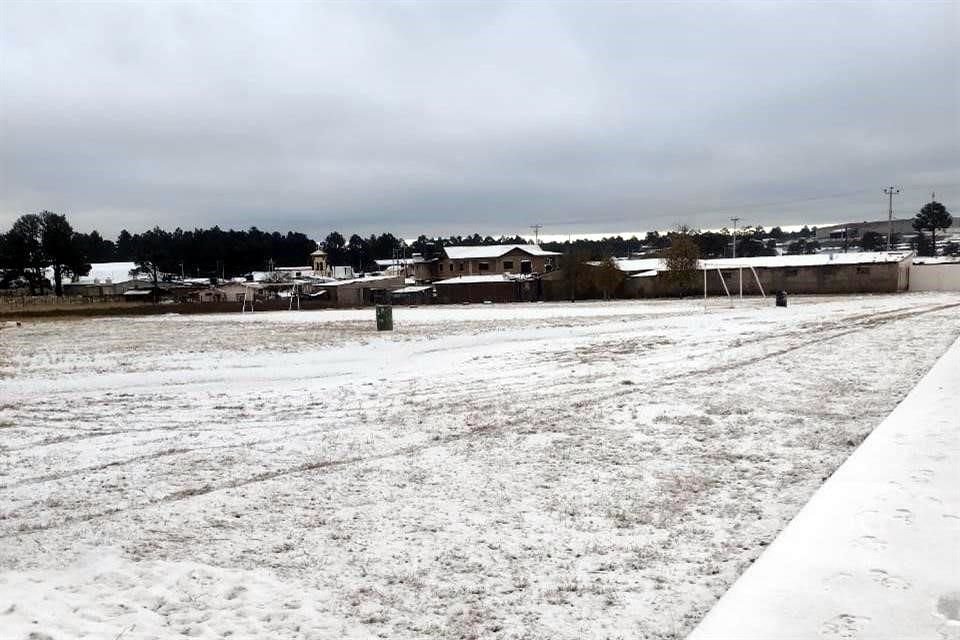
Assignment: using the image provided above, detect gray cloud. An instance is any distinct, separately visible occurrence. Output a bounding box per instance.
[1,1,957,240]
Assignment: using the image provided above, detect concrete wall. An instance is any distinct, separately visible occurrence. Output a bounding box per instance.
[910,262,960,291]
[434,281,518,304]
[625,260,907,297]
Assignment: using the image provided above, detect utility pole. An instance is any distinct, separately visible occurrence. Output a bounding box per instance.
[530,224,543,245]
[730,217,740,259]
[883,186,900,250]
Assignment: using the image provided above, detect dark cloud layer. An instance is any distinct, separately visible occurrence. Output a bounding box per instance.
[1,1,958,239]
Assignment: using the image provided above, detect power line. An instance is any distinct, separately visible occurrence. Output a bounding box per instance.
[537,182,960,228]
[730,217,740,259]
[882,186,900,250]
[529,224,543,245]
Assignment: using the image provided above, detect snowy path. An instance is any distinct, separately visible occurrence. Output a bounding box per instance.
[1,293,959,639]
[689,334,960,640]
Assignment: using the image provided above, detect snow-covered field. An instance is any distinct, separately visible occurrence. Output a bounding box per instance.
[690,334,960,640]
[1,293,958,640]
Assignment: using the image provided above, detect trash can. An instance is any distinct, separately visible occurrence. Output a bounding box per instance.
[775,291,788,307]
[375,304,393,331]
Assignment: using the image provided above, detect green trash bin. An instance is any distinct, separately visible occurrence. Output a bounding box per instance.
[376,304,393,331]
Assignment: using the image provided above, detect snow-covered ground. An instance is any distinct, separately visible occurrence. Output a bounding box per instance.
[1,293,959,639]
[689,333,960,640]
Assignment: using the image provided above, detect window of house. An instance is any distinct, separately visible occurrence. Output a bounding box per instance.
[785,268,798,277]
[857,267,870,275]
[235,294,244,302]
[449,263,454,271]
[458,262,464,271]
[478,262,489,271]
[503,260,514,270]
[520,260,532,274]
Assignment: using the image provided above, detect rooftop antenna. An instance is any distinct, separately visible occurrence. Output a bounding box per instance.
[530,224,543,245]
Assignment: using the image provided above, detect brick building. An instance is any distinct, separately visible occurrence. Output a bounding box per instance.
[434,244,559,279]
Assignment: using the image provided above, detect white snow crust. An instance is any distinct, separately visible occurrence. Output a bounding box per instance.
[690,334,960,640]
[1,293,958,639]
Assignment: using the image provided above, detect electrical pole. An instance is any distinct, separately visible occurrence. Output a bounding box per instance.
[883,186,900,251]
[530,224,543,245]
[730,217,740,259]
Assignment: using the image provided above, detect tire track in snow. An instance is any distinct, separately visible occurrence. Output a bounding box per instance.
[4,302,953,489]
[3,300,957,536]
[0,419,519,538]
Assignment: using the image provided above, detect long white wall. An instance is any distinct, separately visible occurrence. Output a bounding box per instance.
[689,336,960,639]
[910,263,960,291]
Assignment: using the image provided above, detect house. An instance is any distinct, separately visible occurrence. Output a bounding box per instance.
[434,245,559,279]
[49,261,144,297]
[192,287,226,303]
[374,254,435,282]
[390,284,435,305]
[816,218,959,245]
[309,274,405,307]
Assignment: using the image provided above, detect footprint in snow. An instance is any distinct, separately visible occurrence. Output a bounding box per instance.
[892,508,915,526]
[868,569,911,591]
[851,535,887,552]
[820,613,871,639]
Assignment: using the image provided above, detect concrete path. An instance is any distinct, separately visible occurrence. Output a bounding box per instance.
[689,336,960,639]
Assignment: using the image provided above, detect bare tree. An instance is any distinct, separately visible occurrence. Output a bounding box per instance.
[663,229,700,296]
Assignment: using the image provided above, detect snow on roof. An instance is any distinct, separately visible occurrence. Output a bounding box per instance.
[612,258,663,273]
[48,261,139,285]
[702,251,911,269]
[613,251,911,273]
[392,285,434,294]
[374,257,430,267]
[433,274,524,285]
[310,249,326,256]
[312,274,400,287]
[443,244,560,260]
[913,256,960,265]
[249,269,328,282]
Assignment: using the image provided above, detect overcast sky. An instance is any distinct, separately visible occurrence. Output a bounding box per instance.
[1,1,957,240]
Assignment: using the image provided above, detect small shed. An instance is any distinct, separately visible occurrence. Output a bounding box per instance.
[433,275,521,304]
[390,285,434,305]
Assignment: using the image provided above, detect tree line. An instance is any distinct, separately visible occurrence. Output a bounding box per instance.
[1,200,954,294]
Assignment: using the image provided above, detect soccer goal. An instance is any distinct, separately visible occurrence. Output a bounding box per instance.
[703,264,766,310]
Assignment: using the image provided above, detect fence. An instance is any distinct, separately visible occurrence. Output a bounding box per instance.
[1,294,121,308]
